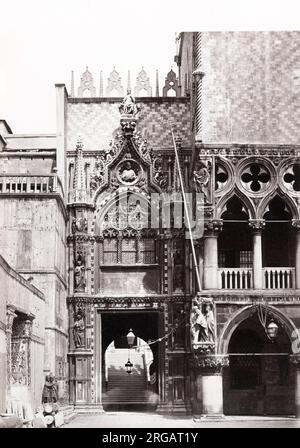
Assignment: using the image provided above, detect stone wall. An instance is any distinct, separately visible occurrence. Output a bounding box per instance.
[66,98,192,151]
[0,255,45,413]
[0,197,68,399]
[200,31,300,144]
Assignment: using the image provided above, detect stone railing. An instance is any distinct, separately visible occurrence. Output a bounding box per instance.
[218,268,253,289]
[263,267,295,289]
[0,175,64,197]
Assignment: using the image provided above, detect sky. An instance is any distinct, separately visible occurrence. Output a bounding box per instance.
[0,0,299,134]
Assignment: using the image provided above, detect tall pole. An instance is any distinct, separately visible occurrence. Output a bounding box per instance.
[171,129,202,291]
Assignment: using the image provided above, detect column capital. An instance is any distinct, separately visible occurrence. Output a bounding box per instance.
[192,354,229,373]
[290,353,300,367]
[248,219,265,232]
[292,219,300,230]
[204,219,223,236]
[6,306,17,332]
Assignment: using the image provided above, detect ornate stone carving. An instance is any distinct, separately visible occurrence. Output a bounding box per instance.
[190,296,215,350]
[290,354,300,367]
[192,159,212,203]
[283,164,300,192]
[249,219,266,232]
[117,160,140,185]
[162,69,180,97]
[292,219,300,229]
[72,217,88,234]
[74,250,86,292]
[105,68,124,97]
[204,219,223,234]
[152,156,168,190]
[77,67,96,97]
[134,68,152,97]
[73,306,85,348]
[11,319,33,386]
[119,89,140,116]
[192,355,229,372]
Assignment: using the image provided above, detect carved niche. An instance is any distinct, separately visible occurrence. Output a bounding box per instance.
[190,296,216,354]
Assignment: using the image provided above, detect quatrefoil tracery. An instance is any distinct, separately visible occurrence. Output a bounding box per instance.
[283,164,300,192]
[241,164,271,192]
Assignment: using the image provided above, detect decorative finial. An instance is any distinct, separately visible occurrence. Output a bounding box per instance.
[127,70,131,91]
[99,70,103,97]
[119,90,140,116]
[156,70,159,97]
[71,70,75,97]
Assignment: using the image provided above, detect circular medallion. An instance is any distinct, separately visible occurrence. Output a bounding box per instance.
[117,160,140,185]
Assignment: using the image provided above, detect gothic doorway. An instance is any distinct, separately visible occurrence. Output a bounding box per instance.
[223,312,295,416]
[95,310,162,412]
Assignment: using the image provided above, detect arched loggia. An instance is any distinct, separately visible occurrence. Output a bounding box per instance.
[219,305,300,416]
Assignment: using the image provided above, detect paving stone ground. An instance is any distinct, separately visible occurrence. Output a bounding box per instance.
[64,412,300,428]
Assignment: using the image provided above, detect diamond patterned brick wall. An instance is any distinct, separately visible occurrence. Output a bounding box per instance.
[67,99,192,151]
[200,31,300,144]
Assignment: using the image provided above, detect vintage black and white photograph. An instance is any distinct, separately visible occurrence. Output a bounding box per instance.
[0,0,300,433]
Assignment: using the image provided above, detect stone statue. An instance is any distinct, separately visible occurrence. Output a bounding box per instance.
[74,252,85,290]
[72,217,88,233]
[42,373,58,403]
[190,298,215,344]
[193,161,211,203]
[73,309,85,348]
[119,89,139,115]
[120,162,137,183]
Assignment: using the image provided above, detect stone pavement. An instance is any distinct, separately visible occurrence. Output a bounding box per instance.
[64,412,300,428]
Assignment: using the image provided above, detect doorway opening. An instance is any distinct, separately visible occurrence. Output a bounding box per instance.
[101,311,160,412]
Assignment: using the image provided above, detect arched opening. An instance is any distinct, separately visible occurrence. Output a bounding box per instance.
[262,196,295,288]
[100,311,160,412]
[103,336,155,412]
[223,311,295,416]
[218,196,252,288]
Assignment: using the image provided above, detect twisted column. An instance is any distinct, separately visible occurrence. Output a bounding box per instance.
[193,32,205,141]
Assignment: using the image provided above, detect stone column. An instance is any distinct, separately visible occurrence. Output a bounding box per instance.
[203,220,222,289]
[290,354,300,418]
[249,220,265,289]
[192,354,229,418]
[192,32,205,142]
[292,220,300,289]
[6,307,17,394]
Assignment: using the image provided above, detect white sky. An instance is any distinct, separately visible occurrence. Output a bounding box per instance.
[0,0,299,134]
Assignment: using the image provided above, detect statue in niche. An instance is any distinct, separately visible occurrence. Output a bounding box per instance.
[190,297,215,344]
[119,161,138,183]
[42,373,58,403]
[74,252,85,291]
[72,217,88,233]
[193,161,211,201]
[173,250,184,291]
[119,89,139,115]
[73,308,85,348]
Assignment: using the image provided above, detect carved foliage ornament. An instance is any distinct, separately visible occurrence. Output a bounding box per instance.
[192,355,229,372]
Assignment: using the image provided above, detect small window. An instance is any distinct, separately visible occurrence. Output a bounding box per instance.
[103,239,118,264]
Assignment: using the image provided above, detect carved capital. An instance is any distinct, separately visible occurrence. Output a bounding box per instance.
[204,219,223,235]
[290,354,300,367]
[249,219,265,232]
[6,307,17,332]
[292,219,300,230]
[192,355,229,373]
